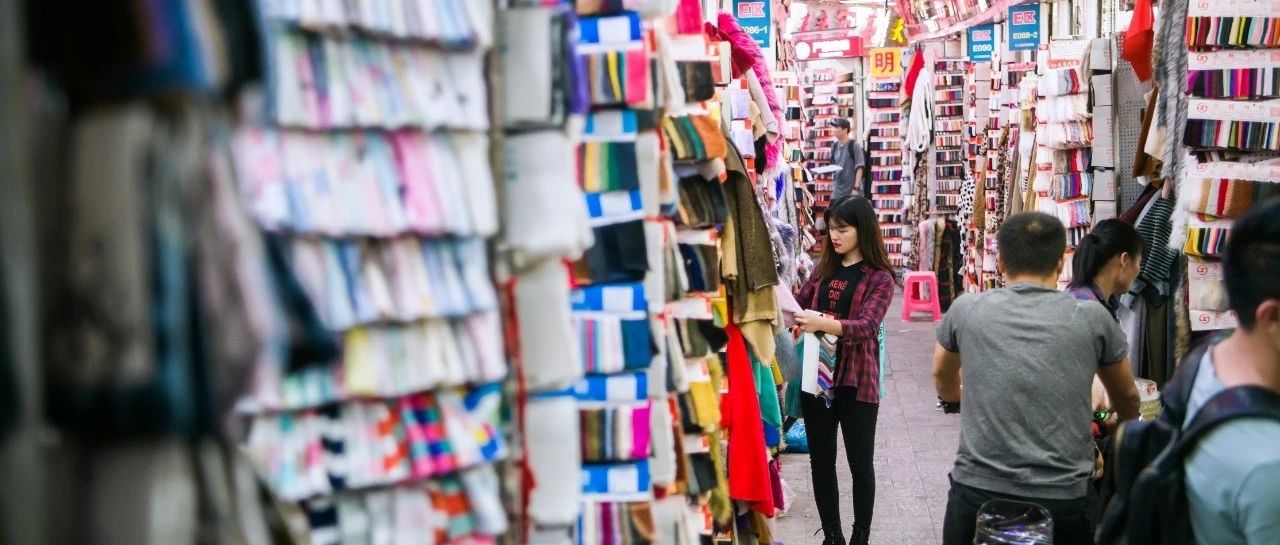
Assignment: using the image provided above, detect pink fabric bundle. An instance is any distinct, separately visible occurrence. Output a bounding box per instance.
[705,11,785,173]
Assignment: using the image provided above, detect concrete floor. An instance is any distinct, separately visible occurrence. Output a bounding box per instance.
[774,296,961,545]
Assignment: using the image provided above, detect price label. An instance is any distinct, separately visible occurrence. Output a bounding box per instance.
[1191,310,1238,331]
[869,48,903,78]
[1189,259,1224,281]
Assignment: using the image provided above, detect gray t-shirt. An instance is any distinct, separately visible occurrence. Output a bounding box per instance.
[936,282,1127,499]
[829,139,864,200]
[1183,349,1280,545]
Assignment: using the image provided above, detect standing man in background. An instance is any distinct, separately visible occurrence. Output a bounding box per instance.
[829,118,865,200]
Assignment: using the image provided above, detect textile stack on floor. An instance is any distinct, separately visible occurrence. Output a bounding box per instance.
[227,3,512,543]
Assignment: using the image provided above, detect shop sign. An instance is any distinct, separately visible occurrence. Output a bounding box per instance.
[967,24,995,61]
[868,48,903,77]
[733,0,771,48]
[794,37,865,60]
[1008,3,1041,51]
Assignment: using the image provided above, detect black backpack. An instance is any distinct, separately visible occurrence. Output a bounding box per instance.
[1097,339,1280,545]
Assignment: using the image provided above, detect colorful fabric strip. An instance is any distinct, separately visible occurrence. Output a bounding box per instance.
[1184,226,1232,257]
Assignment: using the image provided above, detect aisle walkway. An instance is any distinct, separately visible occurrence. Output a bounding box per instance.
[775,295,960,545]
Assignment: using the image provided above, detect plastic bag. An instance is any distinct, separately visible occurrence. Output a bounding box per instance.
[783,421,808,453]
[975,499,1053,544]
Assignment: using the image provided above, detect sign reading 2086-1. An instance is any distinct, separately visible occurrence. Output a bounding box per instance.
[734,0,771,48]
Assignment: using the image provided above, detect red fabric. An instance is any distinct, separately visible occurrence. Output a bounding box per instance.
[722,322,776,517]
[903,47,926,99]
[1123,0,1154,81]
[794,264,895,404]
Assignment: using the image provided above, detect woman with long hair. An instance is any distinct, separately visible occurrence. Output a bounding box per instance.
[794,196,897,545]
[1066,219,1145,320]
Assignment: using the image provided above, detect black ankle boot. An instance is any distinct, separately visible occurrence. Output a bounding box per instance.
[815,528,845,545]
[849,525,870,545]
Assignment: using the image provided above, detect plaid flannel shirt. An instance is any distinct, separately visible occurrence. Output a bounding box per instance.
[796,263,895,404]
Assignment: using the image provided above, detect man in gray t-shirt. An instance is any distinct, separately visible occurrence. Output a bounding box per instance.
[828,118,864,200]
[932,212,1140,545]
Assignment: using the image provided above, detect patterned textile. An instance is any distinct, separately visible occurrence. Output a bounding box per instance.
[934,219,965,311]
[793,263,895,404]
[907,151,932,271]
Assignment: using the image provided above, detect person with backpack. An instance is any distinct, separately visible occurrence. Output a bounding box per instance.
[1098,199,1280,545]
[828,118,865,201]
[931,212,1141,545]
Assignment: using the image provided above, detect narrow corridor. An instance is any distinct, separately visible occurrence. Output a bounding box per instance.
[776,295,961,545]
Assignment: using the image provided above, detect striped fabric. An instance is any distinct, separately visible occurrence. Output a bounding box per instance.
[1135,197,1179,295]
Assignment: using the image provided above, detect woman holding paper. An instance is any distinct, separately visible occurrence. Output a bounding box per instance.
[793,196,897,545]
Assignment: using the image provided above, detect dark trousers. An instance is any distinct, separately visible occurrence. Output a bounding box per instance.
[942,479,1093,545]
[801,388,879,538]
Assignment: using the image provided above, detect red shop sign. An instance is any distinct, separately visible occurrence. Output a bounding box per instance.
[794,36,865,60]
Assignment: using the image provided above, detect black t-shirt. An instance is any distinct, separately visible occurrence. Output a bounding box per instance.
[818,262,865,317]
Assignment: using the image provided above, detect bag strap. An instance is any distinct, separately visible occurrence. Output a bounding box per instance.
[1172,385,1280,459]
[1160,335,1223,426]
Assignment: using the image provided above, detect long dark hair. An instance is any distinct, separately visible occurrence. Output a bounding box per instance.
[1069,219,1145,288]
[815,196,895,282]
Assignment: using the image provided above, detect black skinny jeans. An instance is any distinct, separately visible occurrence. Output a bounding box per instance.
[801,387,879,538]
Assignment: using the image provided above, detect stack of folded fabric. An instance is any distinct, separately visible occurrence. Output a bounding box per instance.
[229,2,512,543]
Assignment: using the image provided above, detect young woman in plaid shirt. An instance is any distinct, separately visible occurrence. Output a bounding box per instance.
[794,196,897,545]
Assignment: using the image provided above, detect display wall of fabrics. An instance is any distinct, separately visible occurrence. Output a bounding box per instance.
[932,59,967,216]
[778,71,818,255]
[802,69,857,212]
[564,3,794,544]
[568,6,666,544]
[231,4,510,544]
[868,79,907,269]
[1172,1,1280,331]
[1033,62,1095,288]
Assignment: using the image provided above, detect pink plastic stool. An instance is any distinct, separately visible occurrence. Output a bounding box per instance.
[901,271,943,322]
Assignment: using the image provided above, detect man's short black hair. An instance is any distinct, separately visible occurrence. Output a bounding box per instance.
[1224,198,1280,330]
[997,212,1067,277]
[831,118,851,130]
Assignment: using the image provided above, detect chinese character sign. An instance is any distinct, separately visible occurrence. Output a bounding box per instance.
[1008,3,1041,51]
[869,48,903,77]
[733,0,771,48]
[967,23,995,61]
